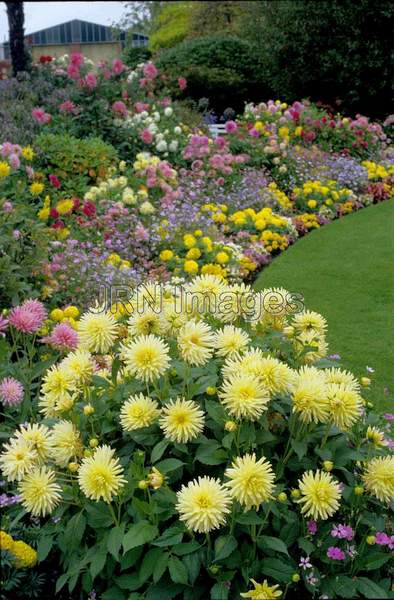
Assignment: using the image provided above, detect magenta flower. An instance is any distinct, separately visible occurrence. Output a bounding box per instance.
[32,107,51,124]
[84,72,97,89]
[59,100,76,113]
[307,520,317,535]
[0,377,24,406]
[0,315,9,335]
[41,322,78,351]
[49,174,61,189]
[9,299,46,334]
[143,62,158,80]
[22,299,47,322]
[140,129,153,144]
[112,101,128,116]
[384,413,394,420]
[388,536,394,550]
[112,58,124,75]
[178,77,187,91]
[225,120,237,134]
[375,532,390,546]
[331,524,354,541]
[327,547,346,561]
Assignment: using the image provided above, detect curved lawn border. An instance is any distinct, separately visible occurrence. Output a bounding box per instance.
[254,200,394,411]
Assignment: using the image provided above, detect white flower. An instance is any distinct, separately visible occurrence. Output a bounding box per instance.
[169,141,178,152]
[139,201,155,215]
[174,126,182,135]
[141,111,149,119]
[164,107,173,117]
[156,141,168,152]
[153,112,161,122]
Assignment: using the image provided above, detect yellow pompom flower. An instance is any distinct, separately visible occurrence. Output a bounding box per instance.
[160,397,205,443]
[0,438,37,482]
[183,234,196,248]
[21,146,34,160]
[184,259,199,275]
[50,308,64,322]
[0,531,14,552]
[215,251,229,264]
[11,540,38,569]
[362,456,394,503]
[78,309,119,353]
[186,247,201,260]
[78,445,126,503]
[176,476,232,533]
[292,367,329,424]
[177,320,215,366]
[297,470,341,520]
[120,394,161,430]
[49,420,83,466]
[19,467,62,516]
[326,384,362,430]
[0,162,11,177]
[121,334,171,382]
[213,325,251,358]
[160,249,174,261]
[29,182,44,195]
[241,579,282,599]
[225,453,275,510]
[219,373,270,420]
[56,199,74,215]
[63,305,79,319]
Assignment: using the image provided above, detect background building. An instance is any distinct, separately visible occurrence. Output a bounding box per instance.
[3,19,148,63]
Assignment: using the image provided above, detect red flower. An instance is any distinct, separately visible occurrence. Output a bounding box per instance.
[82,201,96,217]
[73,197,81,210]
[49,174,61,189]
[49,208,59,219]
[52,219,65,229]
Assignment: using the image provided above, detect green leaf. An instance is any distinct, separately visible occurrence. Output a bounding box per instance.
[362,553,391,571]
[146,583,184,600]
[183,552,201,585]
[196,441,227,465]
[55,573,69,594]
[155,458,184,473]
[257,535,289,556]
[172,540,201,556]
[236,511,264,525]
[153,552,169,583]
[64,511,86,549]
[139,548,163,584]
[123,521,158,553]
[153,524,184,547]
[151,438,170,463]
[260,558,295,583]
[168,556,188,585]
[214,535,238,561]
[356,577,388,598]
[114,574,141,590]
[37,536,53,562]
[90,548,107,581]
[330,575,357,598]
[101,588,126,600]
[205,399,227,424]
[107,523,125,560]
[298,537,315,555]
[210,582,229,599]
[86,503,113,528]
[291,439,308,459]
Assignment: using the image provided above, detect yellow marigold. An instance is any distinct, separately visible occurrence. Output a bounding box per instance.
[63,305,79,319]
[177,319,215,366]
[297,470,341,520]
[29,182,44,195]
[0,162,11,177]
[241,579,282,599]
[120,334,171,382]
[160,397,205,443]
[120,394,161,430]
[19,466,62,516]
[78,309,119,353]
[11,540,38,569]
[183,234,197,248]
[21,146,34,160]
[183,259,199,275]
[0,531,14,552]
[326,384,362,430]
[219,372,270,420]
[362,456,394,503]
[176,476,232,533]
[78,445,126,503]
[215,251,229,264]
[186,247,201,260]
[225,453,275,510]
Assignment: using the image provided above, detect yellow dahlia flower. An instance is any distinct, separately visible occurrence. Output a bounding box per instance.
[225,453,275,509]
[11,540,38,568]
[323,368,361,393]
[40,365,75,417]
[213,325,251,358]
[297,470,341,520]
[78,445,126,503]
[221,347,266,380]
[78,309,119,353]
[19,467,62,516]
[160,398,205,443]
[177,320,215,366]
[176,476,232,533]
[49,420,83,466]
[61,350,94,385]
[362,456,394,503]
[294,330,328,364]
[219,373,270,420]
[326,384,362,430]
[365,426,386,446]
[257,357,296,394]
[15,423,52,462]
[241,579,282,599]
[120,394,161,430]
[127,308,166,337]
[0,438,37,482]
[292,367,329,424]
[121,334,171,382]
[292,310,327,335]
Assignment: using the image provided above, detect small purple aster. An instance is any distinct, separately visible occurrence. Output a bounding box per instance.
[327,547,346,560]
[307,520,317,535]
[375,532,390,546]
[384,413,394,420]
[331,524,354,541]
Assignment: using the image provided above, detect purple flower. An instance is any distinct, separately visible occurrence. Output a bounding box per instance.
[299,556,313,569]
[388,536,394,550]
[328,354,341,360]
[366,366,375,373]
[384,413,394,420]
[327,547,346,560]
[331,524,354,541]
[375,532,390,546]
[307,520,317,535]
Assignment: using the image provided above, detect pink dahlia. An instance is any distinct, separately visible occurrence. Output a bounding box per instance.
[84,72,97,89]
[42,322,78,351]
[143,62,158,80]
[22,299,47,323]
[0,315,8,335]
[32,107,51,125]
[9,300,46,334]
[112,101,128,116]
[0,377,24,406]
[225,120,237,133]
[178,77,187,91]
[112,58,124,75]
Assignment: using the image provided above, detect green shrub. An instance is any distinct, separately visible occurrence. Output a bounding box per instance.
[122,46,152,69]
[156,35,270,114]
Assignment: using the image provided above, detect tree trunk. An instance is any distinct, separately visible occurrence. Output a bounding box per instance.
[5,1,28,75]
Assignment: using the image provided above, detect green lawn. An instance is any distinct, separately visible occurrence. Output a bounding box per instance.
[255,200,394,412]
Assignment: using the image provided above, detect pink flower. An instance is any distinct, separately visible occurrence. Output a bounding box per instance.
[3,201,13,213]
[178,77,187,91]
[67,63,80,80]
[70,52,84,67]
[13,230,21,240]
[22,299,47,322]
[49,174,61,189]
[331,524,354,541]
[112,101,128,116]
[9,306,42,334]
[250,128,260,138]
[135,102,149,113]
[32,107,51,125]
[225,120,237,133]
[112,58,124,75]
[0,377,24,406]
[143,62,158,80]
[140,129,153,144]
[0,315,9,335]
[375,532,390,546]
[59,100,76,113]
[327,547,346,561]
[41,322,78,351]
[84,72,97,89]
[9,154,20,169]
[307,520,317,535]
[384,413,394,420]
[388,536,394,550]
[135,224,149,241]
